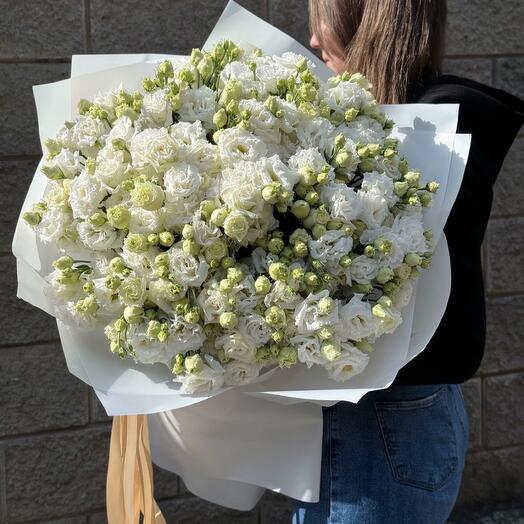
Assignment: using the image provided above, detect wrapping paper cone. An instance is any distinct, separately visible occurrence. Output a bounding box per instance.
[107,415,166,524]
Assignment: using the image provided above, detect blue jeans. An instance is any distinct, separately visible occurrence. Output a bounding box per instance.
[291,384,469,524]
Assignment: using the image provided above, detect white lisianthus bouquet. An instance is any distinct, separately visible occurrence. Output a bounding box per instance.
[22,41,439,395]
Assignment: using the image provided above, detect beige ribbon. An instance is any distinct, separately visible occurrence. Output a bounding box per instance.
[107,415,167,524]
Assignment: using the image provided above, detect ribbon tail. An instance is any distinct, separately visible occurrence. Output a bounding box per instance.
[107,415,166,524]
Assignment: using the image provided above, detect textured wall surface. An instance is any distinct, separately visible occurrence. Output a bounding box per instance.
[0,0,523,522]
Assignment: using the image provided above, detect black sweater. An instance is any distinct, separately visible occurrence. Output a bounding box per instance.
[394,75,524,385]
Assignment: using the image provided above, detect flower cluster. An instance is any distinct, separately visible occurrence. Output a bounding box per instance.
[24,41,438,394]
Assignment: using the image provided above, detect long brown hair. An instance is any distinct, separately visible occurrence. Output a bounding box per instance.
[309,0,447,103]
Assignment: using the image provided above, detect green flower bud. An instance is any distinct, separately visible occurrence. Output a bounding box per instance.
[227,267,244,284]
[255,275,271,294]
[210,207,228,227]
[404,170,421,186]
[364,245,376,257]
[321,342,341,361]
[131,181,164,210]
[376,267,395,284]
[405,253,422,267]
[335,150,353,168]
[181,239,198,256]
[172,353,185,375]
[344,107,359,122]
[305,190,320,205]
[268,237,285,254]
[304,272,319,287]
[75,295,99,315]
[291,200,310,219]
[219,278,234,293]
[88,212,107,227]
[291,267,305,281]
[427,181,440,193]
[317,327,333,340]
[420,192,432,207]
[213,108,228,129]
[107,206,131,229]
[22,211,42,226]
[123,305,144,324]
[293,241,308,258]
[53,256,74,270]
[159,231,175,247]
[185,306,201,324]
[105,275,121,290]
[124,233,149,253]
[265,305,286,329]
[311,224,326,239]
[185,353,203,374]
[318,296,334,315]
[200,199,217,220]
[147,320,162,338]
[339,255,352,268]
[41,165,65,180]
[394,263,411,280]
[269,262,289,281]
[110,256,129,274]
[262,183,281,204]
[146,233,159,245]
[278,346,297,368]
[221,256,235,269]
[204,239,228,263]
[219,311,238,329]
[352,283,373,294]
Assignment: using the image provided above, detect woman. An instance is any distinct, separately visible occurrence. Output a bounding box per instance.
[293,1,524,523]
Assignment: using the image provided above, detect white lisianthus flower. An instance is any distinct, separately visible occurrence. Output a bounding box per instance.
[361,171,397,206]
[322,81,374,123]
[177,358,225,394]
[223,209,252,244]
[231,275,260,314]
[128,207,163,234]
[130,128,176,173]
[291,334,327,368]
[341,115,386,145]
[37,207,74,244]
[264,280,301,310]
[162,198,201,228]
[393,213,428,254]
[296,116,335,150]
[309,230,353,271]
[163,162,202,200]
[238,99,281,145]
[216,333,257,363]
[186,140,221,175]
[42,149,83,179]
[92,278,123,317]
[220,160,271,213]
[373,301,402,336]
[69,172,107,219]
[77,221,123,251]
[348,255,379,285]
[178,85,217,128]
[148,279,186,314]
[197,283,228,322]
[220,61,258,93]
[170,121,207,145]
[337,294,376,342]
[122,246,160,279]
[357,189,389,228]
[126,324,176,367]
[223,359,261,386]
[288,147,327,174]
[218,128,268,165]
[238,314,272,347]
[167,315,206,353]
[258,155,299,191]
[168,247,209,287]
[320,183,361,222]
[108,116,135,143]
[45,268,83,302]
[359,228,405,268]
[68,115,110,156]
[118,275,147,306]
[294,289,340,334]
[325,343,369,382]
[94,144,130,188]
[141,89,173,127]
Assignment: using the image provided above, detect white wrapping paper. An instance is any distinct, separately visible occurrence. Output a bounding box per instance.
[12,1,471,509]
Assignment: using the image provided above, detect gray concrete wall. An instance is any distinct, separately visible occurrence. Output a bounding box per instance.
[0,1,522,522]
